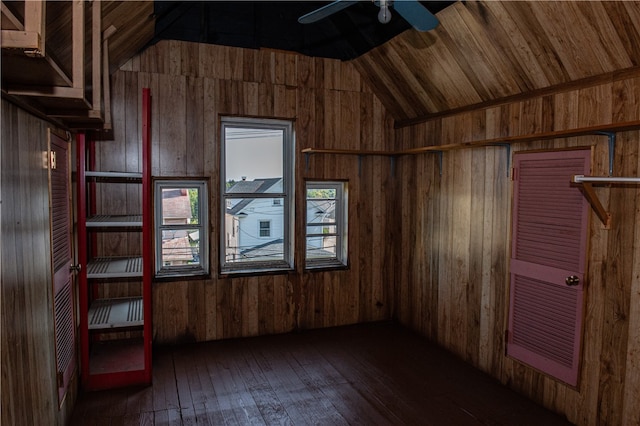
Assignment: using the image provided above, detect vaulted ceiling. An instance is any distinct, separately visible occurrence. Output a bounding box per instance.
[4,1,640,128]
[354,1,640,124]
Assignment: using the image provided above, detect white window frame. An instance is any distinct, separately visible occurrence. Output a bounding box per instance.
[154,179,209,278]
[259,220,271,237]
[220,117,294,274]
[305,181,348,269]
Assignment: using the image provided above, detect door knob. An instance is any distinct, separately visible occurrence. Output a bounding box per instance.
[70,264,82,273]
[565,275,579,286]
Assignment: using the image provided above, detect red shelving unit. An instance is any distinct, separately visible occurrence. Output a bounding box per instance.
[76,88,152,390]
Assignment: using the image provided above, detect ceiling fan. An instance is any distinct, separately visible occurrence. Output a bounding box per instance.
[298,0,439,32]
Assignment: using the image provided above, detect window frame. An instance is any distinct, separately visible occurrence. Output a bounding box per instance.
[305,180,348,270]
[220,117,294,274]
[154,179,209,278]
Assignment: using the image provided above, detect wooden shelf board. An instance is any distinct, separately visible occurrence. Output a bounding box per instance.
[87,256,143,279]
[1,51,72,87]
[89,297,144,330]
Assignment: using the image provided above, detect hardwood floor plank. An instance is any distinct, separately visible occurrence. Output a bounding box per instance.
[70,323,572,425]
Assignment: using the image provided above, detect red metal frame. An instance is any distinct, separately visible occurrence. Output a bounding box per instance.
[142,87,153,384]
[77,88,153,390]
[76,132,90,388]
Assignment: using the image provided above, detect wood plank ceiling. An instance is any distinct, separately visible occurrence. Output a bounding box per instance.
[352,1,640,125]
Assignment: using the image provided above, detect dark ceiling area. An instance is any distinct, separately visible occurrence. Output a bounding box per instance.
[150,1,455,61]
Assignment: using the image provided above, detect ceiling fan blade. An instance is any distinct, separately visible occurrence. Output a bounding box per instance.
[298,0,359,24]
[393,0,439,32]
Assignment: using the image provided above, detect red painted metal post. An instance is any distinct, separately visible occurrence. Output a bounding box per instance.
[75,132,90,388]
[142,87,153,383]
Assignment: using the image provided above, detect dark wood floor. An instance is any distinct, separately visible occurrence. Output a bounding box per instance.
[71,322,572,425]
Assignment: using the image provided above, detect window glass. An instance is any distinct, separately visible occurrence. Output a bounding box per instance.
[306,182,347,268]
[155,180,208,277]
[221,118,293,273]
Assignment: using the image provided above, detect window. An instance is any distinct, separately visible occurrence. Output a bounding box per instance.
[154,179,209,277]
[259,220,271,237]
[221,117,294,273]
[305,181,348,269]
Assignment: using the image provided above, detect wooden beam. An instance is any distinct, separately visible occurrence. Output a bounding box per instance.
[302,120,640,157]
[1,3,24,30]
[72,0,84,90]
[7,85,86,99]
[573,181,611,229]
[23,0,45,54]
[1,30,41,51]
[91,0,102,115]
[101,26,117,130]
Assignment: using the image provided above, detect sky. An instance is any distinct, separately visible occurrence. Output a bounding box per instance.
[225,127,284,182]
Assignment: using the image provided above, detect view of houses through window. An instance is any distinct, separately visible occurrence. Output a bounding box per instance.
[155,180,208,277]
[306,181,348,268]
[221,118,294,272]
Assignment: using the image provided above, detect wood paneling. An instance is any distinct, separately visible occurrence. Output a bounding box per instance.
[395,76,640,424]
[1,100,76,426]
[353,1,640,123]
[109,40,394,344]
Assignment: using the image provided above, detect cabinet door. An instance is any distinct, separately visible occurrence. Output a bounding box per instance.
[49,130,75,404]
[507,148,590,386]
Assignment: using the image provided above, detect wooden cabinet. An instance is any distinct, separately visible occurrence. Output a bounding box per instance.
[76,88,152,390]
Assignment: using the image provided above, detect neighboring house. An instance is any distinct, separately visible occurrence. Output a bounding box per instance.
[225,178,337,262]
[225,177,283,262]
[305,198,337,258]
[161,188,195,265]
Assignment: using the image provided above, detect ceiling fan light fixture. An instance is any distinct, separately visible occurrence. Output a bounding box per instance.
[378,1,392,24]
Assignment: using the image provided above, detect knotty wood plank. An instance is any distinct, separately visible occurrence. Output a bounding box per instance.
[621,134,640,426]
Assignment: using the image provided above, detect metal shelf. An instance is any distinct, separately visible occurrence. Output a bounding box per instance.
[86,256,143,279]
[85,171,143,182]
[88,297,143,330]
[86,214,143,228]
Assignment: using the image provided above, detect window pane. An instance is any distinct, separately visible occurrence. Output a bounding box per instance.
[160,228,202,266]
[155,179,209,277]
[225,127,283,193]
[306,237,337,259]
[307,224,338,235]
[224,197,284,264]
[305,182,347,268]
[161,187,199,225]
[306,188,336,199]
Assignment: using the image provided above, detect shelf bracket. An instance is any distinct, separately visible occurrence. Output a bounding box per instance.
[594,131,615,176]
[572,175,612,229]
[431,151,443,176]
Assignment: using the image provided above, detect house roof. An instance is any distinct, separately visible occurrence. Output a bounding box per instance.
[227,178,282,215]
[162,189,191,220]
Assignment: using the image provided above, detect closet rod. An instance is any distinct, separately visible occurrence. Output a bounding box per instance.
[573,175,640,184]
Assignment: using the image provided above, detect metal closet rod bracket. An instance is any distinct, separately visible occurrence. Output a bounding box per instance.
[594,131,615,176]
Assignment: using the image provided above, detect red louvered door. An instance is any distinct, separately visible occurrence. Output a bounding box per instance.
[49,130,76,404]
[507,149,590,386]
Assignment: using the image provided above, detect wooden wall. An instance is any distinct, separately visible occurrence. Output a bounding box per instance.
[105,40,396,344]
[1,100,76,426]
[394,73,640,425]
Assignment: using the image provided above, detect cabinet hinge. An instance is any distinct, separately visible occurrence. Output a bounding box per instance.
[50,151,57,170]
